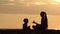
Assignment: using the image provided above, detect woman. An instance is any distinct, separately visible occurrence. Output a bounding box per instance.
[33,11,48,30]
[40,11,48,30]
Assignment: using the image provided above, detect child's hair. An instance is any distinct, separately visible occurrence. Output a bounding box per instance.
[23,18,28,23]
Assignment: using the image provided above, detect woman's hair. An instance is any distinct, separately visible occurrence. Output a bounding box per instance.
[40,11,47,17]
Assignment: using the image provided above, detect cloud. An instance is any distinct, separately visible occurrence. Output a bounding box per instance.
[0,0,60,15]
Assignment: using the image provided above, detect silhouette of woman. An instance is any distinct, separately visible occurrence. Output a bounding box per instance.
[40,11,48,30]
[32,11,48,30]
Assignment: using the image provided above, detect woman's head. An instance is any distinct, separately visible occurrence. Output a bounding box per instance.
[40,11,46,17]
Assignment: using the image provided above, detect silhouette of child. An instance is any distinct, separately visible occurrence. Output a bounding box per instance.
[23,18,30,30]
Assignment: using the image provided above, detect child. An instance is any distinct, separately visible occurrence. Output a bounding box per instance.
[23,18,30,30]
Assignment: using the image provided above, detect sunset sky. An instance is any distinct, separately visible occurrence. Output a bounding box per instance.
[0,0,60,30]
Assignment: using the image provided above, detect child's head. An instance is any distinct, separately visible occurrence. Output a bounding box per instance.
[23,18,28,23]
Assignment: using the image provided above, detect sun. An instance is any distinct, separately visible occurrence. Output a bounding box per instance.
[54,0,60,2]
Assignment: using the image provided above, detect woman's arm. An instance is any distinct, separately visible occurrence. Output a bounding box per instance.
[33,21,39,25]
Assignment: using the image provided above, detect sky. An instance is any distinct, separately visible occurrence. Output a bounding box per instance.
[0,0,60,30]
[0,0,60,15]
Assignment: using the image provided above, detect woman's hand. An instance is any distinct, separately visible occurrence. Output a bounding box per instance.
[33,21,36,23]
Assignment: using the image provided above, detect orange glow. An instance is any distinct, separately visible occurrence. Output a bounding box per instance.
[34,2,40,5]
[34,2,47,5]
[53,0,60,2]
[50,2,58,5]
[9,0,15,2]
